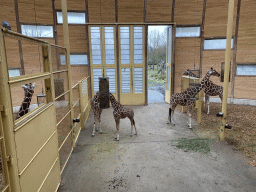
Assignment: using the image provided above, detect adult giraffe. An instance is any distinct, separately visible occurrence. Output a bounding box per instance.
[183,68,222,115]
[169,68,220,128]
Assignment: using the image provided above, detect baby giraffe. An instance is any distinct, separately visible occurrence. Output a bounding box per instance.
[109,93,137,141]
[91,91,103,137]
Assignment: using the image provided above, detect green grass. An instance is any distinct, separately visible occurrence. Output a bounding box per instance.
[148,69,166,85]
[175,138,211,154]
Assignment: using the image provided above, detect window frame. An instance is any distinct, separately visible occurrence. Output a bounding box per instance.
[60,53,88,66]
[56,10,86,25]
[8,68,21,78]
[203,37,234,51]
[20,23,54,38]
[236,63,256,77]
[175,25,201,38]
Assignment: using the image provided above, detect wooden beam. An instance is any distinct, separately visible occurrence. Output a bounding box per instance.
[14,0,25,75]
[145,24,148,105]
[199,0,207,78]
[85,0,89,23]
[143,0,147,23]
[115,25,120,102]
[231,0,241,102]
[171,0,175,22]
[61,0,75,146]
[220,0,235,141]
[115,0,118,23]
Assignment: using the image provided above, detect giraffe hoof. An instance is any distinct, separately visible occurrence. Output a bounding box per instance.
[130,134,132,137]
[135,133,137,135]
[100,131,102,134]
[167,121,170,124]
[92,134,95,137]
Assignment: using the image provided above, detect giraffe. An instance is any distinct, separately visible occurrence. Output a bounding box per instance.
[169,68,220,128]
[15,83,36,120]
[109,92,137,141]
[91,91,103,137]
[183,68,222,115]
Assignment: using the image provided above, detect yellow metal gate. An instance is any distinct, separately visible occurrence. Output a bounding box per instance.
[0,28,91,192]
[0,107,11,192]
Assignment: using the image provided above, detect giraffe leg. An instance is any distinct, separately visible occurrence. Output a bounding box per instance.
[187,104,192,129]
[169,104,176,126]
[92,121,96,137]
[133,119,137,135]
[130,118,133,137]
[114,118,120,141]
[99,109,102,134]
[206,95,210,115]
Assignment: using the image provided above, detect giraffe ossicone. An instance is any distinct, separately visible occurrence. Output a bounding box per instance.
[169,68,220,128]
[109,92,137,141]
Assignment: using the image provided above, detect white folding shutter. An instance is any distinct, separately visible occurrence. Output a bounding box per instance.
[167,66,170,91]
[93,68,102,94]
[120,27,130,64]
[121,68,130,93]
[134,68,143,93]
[105,27,115,64]
[91,27,101,65]
[106,68,116,93]
[134,27,143,64]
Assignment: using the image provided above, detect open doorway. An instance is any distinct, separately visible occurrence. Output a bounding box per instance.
[147,25,168,103]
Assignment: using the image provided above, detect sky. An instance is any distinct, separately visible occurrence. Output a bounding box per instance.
[148,25,168,34]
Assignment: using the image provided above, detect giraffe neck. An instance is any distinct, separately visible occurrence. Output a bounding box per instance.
[109,94,121,110]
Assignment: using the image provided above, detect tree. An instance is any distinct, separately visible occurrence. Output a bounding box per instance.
[148,28,167,70]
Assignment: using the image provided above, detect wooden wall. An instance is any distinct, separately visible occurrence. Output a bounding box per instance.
[1,0,256,101]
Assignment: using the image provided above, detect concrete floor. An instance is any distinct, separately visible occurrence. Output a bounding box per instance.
[58,104,256,192]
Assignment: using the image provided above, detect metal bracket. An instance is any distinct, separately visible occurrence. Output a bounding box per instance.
[216,112,223,117]
[6,155,13,165]
[0,105,8,117]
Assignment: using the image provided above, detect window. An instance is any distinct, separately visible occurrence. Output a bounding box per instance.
[8,68,20,77]
[120,27,130,64]
[57,12,86,24]
[134,27,143,64]
[21,25,53,38]
[204,39,233,50]
[60,54,88,65]
[175,27,200,37]
[237,64,256,76]
[90,27,101,65]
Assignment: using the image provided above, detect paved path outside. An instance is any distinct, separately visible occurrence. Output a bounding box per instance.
[58,104,256,192]
[148,90,165,103]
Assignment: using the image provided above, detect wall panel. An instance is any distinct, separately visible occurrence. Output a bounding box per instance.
[204,0,237,37]
[146,0,172,22]
[174,0,204,25]
[0,0,17,32]
[55,0,86,10]
[236,0,256,63]
[174,38,201,93]
[118,0,144,23]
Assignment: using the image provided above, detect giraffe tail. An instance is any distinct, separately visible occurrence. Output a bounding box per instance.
[133,119,135,125]
[169,108,172,123]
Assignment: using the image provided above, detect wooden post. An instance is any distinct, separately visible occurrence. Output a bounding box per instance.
[61,0,75,146]
[0,29,20,192]
[220,0,235,141]
[197,89,203,124]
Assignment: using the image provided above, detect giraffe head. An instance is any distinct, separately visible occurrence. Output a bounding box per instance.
[207,67,220,77]
[183,69,199,78]
[21,83,36,98]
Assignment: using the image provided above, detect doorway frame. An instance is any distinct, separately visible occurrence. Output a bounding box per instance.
[87,23,175,105]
